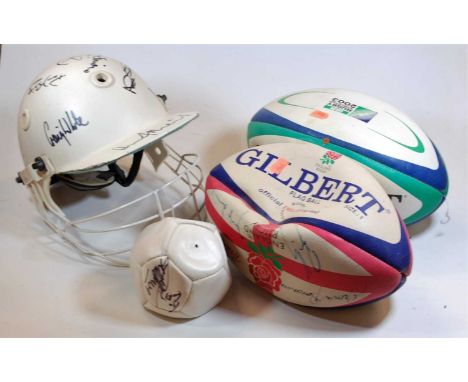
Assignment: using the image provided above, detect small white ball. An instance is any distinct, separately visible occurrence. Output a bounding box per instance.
[130,217,231,318]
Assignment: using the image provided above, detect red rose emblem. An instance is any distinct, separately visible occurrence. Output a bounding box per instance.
[247,252,282,293]
[326,151,342,161]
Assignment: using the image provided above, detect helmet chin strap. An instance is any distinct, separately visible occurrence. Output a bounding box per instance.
[108,150,143,187]
[55,150,144,191]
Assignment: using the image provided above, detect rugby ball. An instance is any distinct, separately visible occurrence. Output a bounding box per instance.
[247,89,449,225]
[205,143,412,308]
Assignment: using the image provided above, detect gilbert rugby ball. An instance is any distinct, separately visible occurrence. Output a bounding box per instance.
[205,143,412,308]
[247,89,449,225]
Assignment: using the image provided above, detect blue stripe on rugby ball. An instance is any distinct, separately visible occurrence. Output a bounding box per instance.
[210,164,411,273]
[251,108,448,192]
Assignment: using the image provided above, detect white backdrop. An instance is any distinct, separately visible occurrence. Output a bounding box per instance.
[0,44,466,337]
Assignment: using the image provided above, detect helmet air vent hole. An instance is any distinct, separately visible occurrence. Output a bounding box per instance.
[20,109,30,131]
[90,71,114,87]
[96,73,107,83]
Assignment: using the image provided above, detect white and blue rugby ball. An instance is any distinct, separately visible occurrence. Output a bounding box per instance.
[247,89,449,225]
[205,143,412,307]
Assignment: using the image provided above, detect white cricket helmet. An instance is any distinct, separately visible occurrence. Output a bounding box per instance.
[16,54,204,266]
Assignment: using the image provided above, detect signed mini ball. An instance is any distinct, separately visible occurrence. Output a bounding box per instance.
[205,143,412,308]
[247,89,449,225]
[130,217,231,319]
